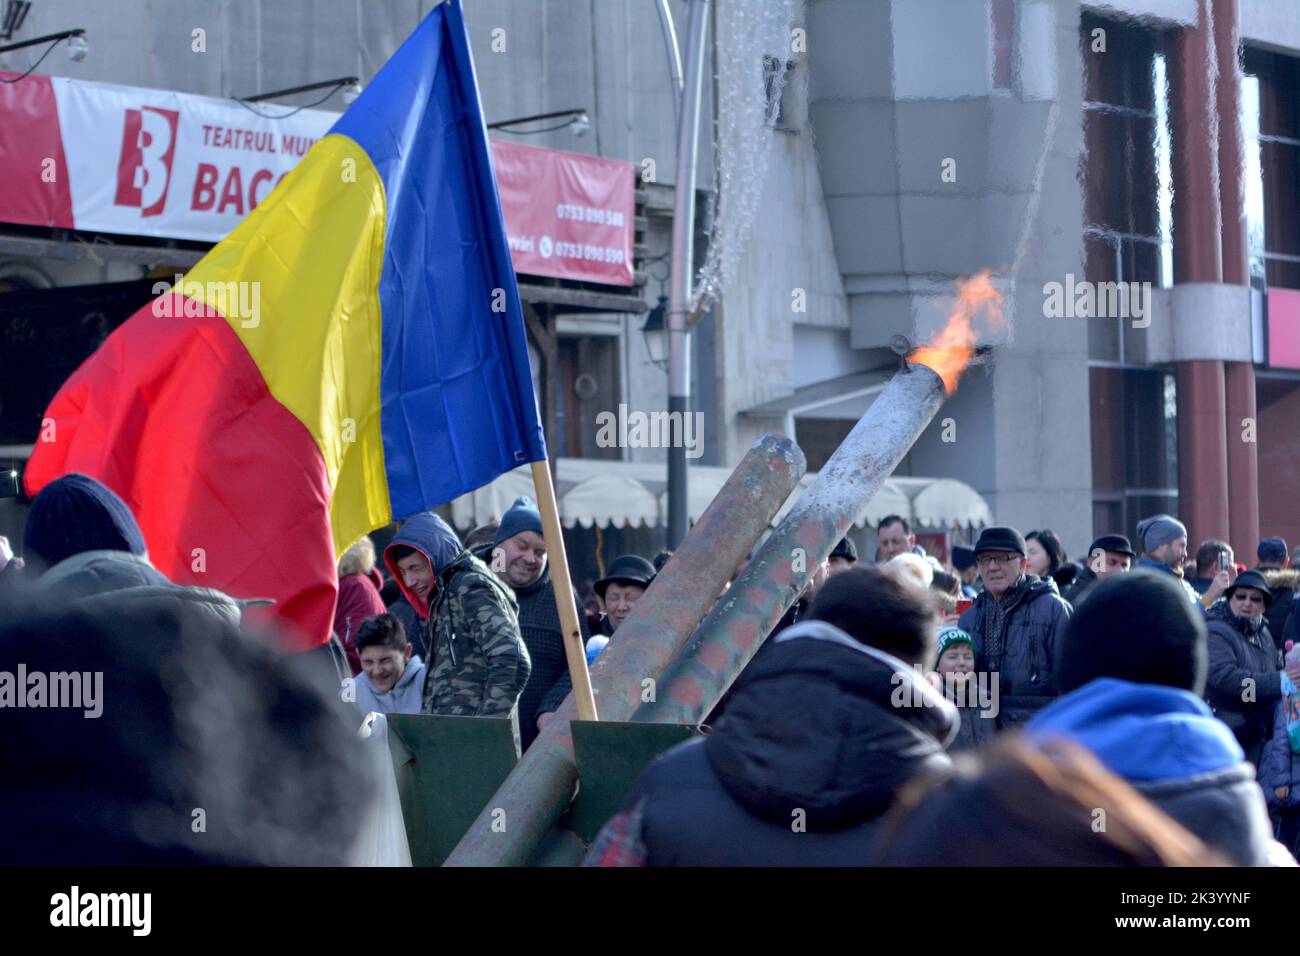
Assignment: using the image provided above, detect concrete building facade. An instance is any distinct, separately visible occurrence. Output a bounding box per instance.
[2,0,1298,564]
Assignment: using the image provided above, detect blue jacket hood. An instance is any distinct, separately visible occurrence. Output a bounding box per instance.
[383,513,464,618]
[1027,677,1244,781]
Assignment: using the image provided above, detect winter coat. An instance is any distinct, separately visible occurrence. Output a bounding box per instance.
[1028,677,1290,866]
[957,573,1072,728]
[334,572,387,675]
[584,620,959,866]
[383,514,530,720]
[535,612,610,721]
[472,544,590,750]
[1262,569,1298,658]
[1062,565,1097,608]
[353,655,428,717]
[1260,699,1300,810]
[37,549,251,629]
[946,694,998,752]
[1137,557,1203,605]
[1205,601,1282,766]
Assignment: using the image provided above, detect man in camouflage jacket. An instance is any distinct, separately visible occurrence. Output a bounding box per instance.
[383,512,530,719]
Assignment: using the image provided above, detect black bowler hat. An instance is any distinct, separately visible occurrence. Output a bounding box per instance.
[830,537,858,563]
[1225,569,1274,607]
[1087,534,1136,559]
[951,545,976,571]
[973,526,1026,557]
[595,554,656,599]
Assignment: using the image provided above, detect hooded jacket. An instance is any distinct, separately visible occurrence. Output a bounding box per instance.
[586,620,958,866]
[353,654,428,717]
[1028,677,1291,866]
[958,573,1072,728]
[1260,700,1300,810]
[1204,601,1281,765]
[383,514,529,719]
[1062,565,1097,608]
[1261,569,1298,653]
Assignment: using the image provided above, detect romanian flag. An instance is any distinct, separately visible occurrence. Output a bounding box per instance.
[24,1,547,650]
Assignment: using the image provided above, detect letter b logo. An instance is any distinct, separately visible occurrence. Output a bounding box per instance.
[114,107,180,217]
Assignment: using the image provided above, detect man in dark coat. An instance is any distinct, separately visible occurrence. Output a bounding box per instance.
[958,526,1072,729]
[584,565,957,866]
[1257,537,1295,648]
[1205,569,1283,767]
[536,553,654,724]
[1062,533,1134,608]
[478,496,588,750]
[1028,571,1292,866]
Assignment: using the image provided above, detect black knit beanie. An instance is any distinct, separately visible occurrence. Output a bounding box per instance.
[1056,570,1207,695]
[23,473,148,569]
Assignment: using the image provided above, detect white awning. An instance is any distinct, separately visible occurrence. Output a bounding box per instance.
[449,457,991,531]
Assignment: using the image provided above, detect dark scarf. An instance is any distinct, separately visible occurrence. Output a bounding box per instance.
[1206,600,1267,642]
[982,574,1032,672]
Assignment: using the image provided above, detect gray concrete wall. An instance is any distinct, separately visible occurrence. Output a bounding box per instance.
[807,0,1092,554]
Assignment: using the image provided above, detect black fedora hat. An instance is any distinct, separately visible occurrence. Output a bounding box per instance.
[595,554,656,599]
[1224,569,1274,607]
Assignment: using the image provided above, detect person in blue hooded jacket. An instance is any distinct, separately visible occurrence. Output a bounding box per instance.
[1026,571,1293,866]
[1259,698,1300,857]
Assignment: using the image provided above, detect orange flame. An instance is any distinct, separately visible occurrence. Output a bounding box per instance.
[910,270,1006,394]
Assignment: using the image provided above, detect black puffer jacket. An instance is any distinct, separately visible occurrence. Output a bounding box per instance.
[958,573,1072,728]
[1205,601,1281,767]
[1062,566,1097,609]
[613,621,958,866]
[1262,569,1298,658]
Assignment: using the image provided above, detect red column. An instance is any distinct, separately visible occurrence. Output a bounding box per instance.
[1171,0,1230,547]
[1214,0,1260,557]
[1177,362,1231,546]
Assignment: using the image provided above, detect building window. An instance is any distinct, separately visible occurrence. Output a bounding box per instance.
[1089,367,1179,540]
[991,0,1016,91]
[1243,48,1300,291]
[1081,14,1177,541]
[1081,13,1172,365]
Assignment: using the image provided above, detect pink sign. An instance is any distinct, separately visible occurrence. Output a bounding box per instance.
[490,140,635,287]
[1269,288,1300,370]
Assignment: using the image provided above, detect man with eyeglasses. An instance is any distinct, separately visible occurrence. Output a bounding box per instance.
[957,526,1072,730]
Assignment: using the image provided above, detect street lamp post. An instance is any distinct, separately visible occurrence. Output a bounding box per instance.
[667,0,710,548]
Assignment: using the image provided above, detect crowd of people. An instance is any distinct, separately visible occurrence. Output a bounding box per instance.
[3,472,1300,867]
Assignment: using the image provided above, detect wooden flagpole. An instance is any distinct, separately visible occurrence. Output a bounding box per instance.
[529,459,598,721]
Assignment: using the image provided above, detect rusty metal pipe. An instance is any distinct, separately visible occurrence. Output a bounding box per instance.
[444,433,805,866]
[634,364,948,724]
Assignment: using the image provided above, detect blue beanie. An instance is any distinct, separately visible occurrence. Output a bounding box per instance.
[494,496,543,546]
[24,473,147,568]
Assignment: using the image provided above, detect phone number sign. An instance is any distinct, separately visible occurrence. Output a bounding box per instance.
[491,140,635,287]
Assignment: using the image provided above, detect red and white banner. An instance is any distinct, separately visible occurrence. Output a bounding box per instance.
[0,72,636,286]
[490,140,635,286]
[0,72,333,242]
